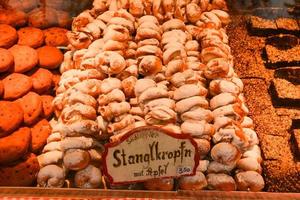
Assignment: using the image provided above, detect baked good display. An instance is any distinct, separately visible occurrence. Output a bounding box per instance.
[0,24,18,48]
[248,8,300,36]
[0,13,67,187]
[0,153,40,186]
[228,14,300,192]
[0,127,31,164]
[30,68,54,94]
[0,0,92,30]
[37,46,64,69]
[16,91,43,126]
[0,48,14,72]
[2,73,33,100]
[0,8,28,27]
[17,27,45,48]
[35,0,266,192]
[43,27,69,47]
[31,119,52,153]
[40,95,54,118]
[248,16,277,36]
[0,101,24,137]
[5,0,38,12]
[264,34,300,67]
[9,44,39,73]
[0,0,298,194]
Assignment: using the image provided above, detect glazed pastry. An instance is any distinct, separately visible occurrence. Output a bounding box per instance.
[235,171,264,192]
[37,165,65,188]
[207,161,235,174]
[210,142,241,165]
[178,171,207,190]
[74,165,103,189]
[63,149,91,171]
[207,173,236,191]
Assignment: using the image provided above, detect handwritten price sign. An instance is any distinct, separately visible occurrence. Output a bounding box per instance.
[103,126,200,185]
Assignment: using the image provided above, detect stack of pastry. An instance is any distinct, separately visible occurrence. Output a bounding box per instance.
[0,23,66,186]
[37,68,104,188]
[94,9,140,140]
[71,0,228,38]
[87,0,227,23]
[97,77,134,140]
[37,9,138,188]
[158,18,213,190]
[135,15,163,77]
[198,11,265,192]
[134,78,176,190]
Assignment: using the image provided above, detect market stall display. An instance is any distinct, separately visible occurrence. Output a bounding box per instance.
[35,0,265,192]
[0,2,70,186]
[0,0,299,195]
[228,8,300,192]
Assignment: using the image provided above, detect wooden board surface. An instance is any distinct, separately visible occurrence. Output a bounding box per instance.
[0,188,300,200]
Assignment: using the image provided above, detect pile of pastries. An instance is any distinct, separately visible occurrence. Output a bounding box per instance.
[0,22,67,186]
[34,0,265,192]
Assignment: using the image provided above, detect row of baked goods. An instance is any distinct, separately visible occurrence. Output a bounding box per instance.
[0,0,92,29]
[0,20,68,186]
[0,7,71,29]
[34,0,266,191]
[0,24,68,50]
[67,0,228,51]
[3,0,91,12]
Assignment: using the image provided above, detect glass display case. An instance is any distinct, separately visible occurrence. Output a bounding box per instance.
[0,0,299,199]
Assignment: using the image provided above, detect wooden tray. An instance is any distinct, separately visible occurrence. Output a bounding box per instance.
[0,188,300,200]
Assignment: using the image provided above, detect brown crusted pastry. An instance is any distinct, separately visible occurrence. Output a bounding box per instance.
[0,24,18,48]
[0,127,31,164]
[0,101,24,137]
[0,48,14,72]
[40,95,54,118]
[6,0,38,12]
[0,153,40,186]
[37,46,64,69]
[207,173,237,191]
[41,0,66,10]
[2,73,32,100]
[56,10,72,28]
[17,27,44,48]
[9,45,38,73]
[30,68,53,94]
[28,7,58,29]
[0,9,28,27]
[31,119,51,153]
[16,92,43,126]
[43,27,68,47]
